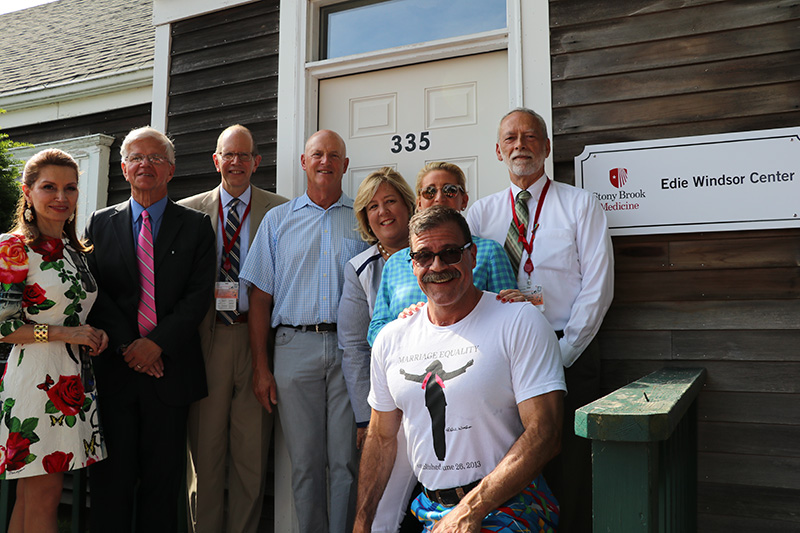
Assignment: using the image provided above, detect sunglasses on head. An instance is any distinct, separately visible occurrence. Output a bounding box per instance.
[409,242,472,268]
[419,184,464,200]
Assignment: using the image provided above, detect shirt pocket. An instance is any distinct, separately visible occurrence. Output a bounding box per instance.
[533,229,577,274]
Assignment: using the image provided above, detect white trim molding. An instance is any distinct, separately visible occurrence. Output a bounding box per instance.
[306,29,509,79]
[152,0,259,25]
[0,68,153,130]
[150,24,172,132]
[520,0,554,178]
[276,0,553,199]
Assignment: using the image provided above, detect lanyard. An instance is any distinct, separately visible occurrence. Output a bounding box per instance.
[218,198,252,270]
[509,178,550,274]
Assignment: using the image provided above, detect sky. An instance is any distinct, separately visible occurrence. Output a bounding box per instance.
[0,0,58,15]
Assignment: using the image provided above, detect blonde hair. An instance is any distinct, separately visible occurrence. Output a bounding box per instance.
[13,149,91,253]
[414,161,467,197]
[353,167,415,244]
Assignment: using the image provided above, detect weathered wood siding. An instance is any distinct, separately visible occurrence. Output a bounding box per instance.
[3,104,152,206]
[550,1,800,530]
[166,0,280,200]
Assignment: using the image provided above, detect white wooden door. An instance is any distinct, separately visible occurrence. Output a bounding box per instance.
[319,51,509,206]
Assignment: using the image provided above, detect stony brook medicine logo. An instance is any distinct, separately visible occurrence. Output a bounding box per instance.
[594,167,645,212]
[609,167,628,188]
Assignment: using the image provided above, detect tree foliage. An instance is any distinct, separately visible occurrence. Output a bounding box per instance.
[0,112,24,233]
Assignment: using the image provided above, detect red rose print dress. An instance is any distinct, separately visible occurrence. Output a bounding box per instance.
[0,233,106,479]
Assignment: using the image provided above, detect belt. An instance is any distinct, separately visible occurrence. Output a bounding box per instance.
[279,323,337,333]
[423,479,481,507]
[216,312,248,324]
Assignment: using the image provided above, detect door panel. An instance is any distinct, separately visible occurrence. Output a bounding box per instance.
[319,51,509,205]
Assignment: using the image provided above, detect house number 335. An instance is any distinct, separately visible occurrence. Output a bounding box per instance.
[390,132,430,153]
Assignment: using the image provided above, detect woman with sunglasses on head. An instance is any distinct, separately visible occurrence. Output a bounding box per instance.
[338,167,419,533]
[366,161,519,346]
[0,149,108,533]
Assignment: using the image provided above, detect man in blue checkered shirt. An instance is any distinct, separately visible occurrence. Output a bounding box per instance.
[240,130,367,533]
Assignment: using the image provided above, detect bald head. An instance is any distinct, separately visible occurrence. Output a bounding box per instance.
[216,124,257,154]
[213,124,262,196]
[301,130,349,208]
[305,130,347,158]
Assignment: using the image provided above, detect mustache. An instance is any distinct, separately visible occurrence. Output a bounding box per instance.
[421,269,461,283]
[511,148,534,159]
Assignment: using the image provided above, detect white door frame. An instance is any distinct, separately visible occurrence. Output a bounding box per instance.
[273,2,551,529]
[276,0,553,200]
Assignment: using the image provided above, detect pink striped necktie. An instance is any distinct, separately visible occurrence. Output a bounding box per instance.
[137,210,157,336]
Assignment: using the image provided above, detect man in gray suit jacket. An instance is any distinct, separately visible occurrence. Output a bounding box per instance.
[179,125,288,533]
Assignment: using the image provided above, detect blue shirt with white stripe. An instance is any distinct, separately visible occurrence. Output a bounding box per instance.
[240,192,367,328]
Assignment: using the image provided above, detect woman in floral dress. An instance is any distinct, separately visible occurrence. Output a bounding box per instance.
[0,149,108,533]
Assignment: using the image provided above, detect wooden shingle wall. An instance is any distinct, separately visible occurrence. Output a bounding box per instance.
[549,1,800,530]
[166,0,280,200]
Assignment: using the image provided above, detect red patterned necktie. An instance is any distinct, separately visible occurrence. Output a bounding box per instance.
[505,190,531,272]
[218,198,241,324]
[137,210,157,336]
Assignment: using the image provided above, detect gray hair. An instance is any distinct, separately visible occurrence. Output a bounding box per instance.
[408,205,472,246]
[120,126,175,163]
[498,108,549,141]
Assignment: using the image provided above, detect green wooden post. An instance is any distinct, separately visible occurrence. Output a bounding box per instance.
[575,367,705,533]
[591,440,659,532]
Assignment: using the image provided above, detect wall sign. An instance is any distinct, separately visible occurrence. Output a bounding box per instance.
[575,127,800,236]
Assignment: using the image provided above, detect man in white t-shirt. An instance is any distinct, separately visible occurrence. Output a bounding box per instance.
[466,108,614,532]
[354,206,566,533]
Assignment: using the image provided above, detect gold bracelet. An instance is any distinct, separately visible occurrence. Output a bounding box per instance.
[33,324,49,343]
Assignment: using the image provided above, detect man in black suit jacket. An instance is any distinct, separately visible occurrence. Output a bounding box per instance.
[85,126,215,533]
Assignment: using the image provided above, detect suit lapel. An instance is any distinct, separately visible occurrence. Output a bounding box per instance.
[201,188,221,240]
[154,200,183,269]
[249,187,269,246]
[110,201,139,283]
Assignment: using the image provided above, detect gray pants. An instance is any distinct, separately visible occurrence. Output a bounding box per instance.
[274,327,358,533]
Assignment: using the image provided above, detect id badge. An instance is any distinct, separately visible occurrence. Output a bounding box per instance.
[522,284,545,311]
[215,281,239,311]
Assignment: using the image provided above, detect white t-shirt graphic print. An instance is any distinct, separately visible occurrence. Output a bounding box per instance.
[370,292,565,490]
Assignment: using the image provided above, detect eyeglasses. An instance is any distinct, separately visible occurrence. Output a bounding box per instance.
[218,151,255,162]
[125,153,171,165]
[419,184,464,200]
[409,242,472,268]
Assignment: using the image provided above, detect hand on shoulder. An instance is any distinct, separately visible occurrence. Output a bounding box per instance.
[398,301,425,319]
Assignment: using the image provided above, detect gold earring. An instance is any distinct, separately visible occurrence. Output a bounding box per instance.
[68,212,75,223]
[24,204,34,222]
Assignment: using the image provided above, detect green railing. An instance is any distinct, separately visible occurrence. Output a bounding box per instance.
[575,367,706,533]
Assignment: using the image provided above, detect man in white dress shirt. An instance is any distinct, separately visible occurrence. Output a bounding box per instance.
[466,108,614,532]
